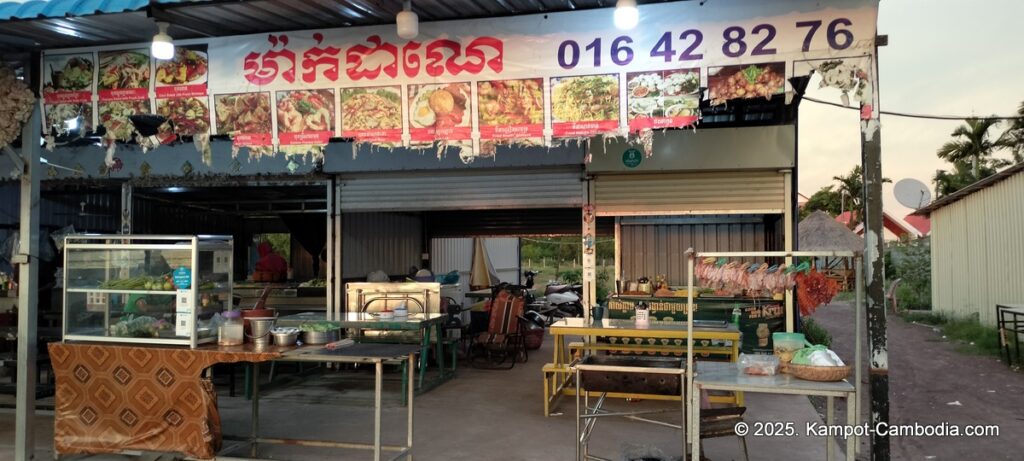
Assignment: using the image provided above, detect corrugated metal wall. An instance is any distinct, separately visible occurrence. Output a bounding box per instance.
[431,237,521,291]
[0,184,120,232]
[620,215,781,285]
[931,172,1024,327]
[594,171,786,215]
[343,212,422,278]
[340,168,583,211]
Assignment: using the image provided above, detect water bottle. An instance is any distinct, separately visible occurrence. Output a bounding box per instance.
[731,305,743,349]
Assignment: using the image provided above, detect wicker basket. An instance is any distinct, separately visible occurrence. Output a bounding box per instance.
[783,363,851,382]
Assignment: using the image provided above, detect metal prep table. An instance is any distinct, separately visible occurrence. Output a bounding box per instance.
[690,361,856,461]
[223,343,420,461]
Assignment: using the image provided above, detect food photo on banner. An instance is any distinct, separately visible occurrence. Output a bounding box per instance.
[626,68,700,132]
[550,74,620,139]
[477,78,545,153]
[213,92,273,156]
[408,82,472,147]
[96,48,152,150]
[42,52,94,138]
[339,86,403,146]
[154,44,212,163]
[274,88,335,155]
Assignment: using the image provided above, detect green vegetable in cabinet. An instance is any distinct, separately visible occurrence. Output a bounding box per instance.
[109,315,171,338]
[199,281,216,290]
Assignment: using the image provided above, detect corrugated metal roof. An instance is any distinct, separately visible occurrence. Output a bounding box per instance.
[913,162,1024,216]
[0,0,678,50]
[0,0,151,21]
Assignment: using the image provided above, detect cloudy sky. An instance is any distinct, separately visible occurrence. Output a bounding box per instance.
[798,0,1023,219]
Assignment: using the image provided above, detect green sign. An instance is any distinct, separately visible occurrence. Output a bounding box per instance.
[622,148,642,168]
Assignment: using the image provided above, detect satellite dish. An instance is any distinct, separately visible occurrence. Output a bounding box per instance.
[894,178,932,209]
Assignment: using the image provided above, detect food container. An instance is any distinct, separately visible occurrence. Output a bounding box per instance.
[738,353,780,376]
[302,329,340,345]
[772,332,811,364]
[271,327,299,346]
[217,310,244,346]
[377,310,395,320]
[786,363,851,382]
[393,306,408,318]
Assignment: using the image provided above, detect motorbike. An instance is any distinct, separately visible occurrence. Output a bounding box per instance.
[523,270,584,321]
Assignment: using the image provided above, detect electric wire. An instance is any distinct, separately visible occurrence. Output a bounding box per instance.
[801,95,1024,121]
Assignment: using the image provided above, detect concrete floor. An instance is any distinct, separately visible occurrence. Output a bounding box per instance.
[1,334,841,460]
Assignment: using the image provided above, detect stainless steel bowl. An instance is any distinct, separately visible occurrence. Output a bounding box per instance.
[272,331,299,346]
[302,329,339,345]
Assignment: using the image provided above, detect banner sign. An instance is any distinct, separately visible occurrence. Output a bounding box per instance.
[41,0,877,153]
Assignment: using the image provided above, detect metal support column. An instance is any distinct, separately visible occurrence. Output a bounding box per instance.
[15,104,42,461]
[861,51,890,460]
[120,183,133,234]
[581,178,596,324]
[326,178,335,320]
[332,179,343,320]
[783,169,795,332]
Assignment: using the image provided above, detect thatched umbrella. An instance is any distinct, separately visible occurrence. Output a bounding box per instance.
[799,211,864,252]
[799,211,864,280]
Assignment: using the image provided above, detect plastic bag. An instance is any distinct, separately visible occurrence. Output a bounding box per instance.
[791,345,845,366]
[738,353,779,376]
[438,270,460,285]
[51,225,75,252]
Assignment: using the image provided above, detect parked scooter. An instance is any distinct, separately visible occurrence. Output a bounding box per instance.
[523,270,584,319]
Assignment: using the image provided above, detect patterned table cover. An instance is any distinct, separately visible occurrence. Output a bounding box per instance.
[48,342,279,458]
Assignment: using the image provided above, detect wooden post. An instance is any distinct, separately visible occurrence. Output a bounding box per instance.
[861,51,890,460]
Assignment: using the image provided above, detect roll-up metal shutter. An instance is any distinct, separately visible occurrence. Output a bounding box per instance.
[594,170,786,216]
[340,168,584,211]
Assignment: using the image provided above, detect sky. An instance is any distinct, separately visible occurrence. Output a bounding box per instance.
[798,0,1024,220]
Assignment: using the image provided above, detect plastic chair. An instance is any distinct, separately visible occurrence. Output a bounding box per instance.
[886,278,902,313]
[468,286,529,369]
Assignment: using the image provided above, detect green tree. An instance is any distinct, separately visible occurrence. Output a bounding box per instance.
[936,117,1005,179]
[830,165,889,229]
[933,160,1001,198]
[800,186,842,219]
[998,101,1024,163]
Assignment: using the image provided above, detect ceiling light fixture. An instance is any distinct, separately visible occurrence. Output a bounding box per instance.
[151,21,175,60]
[614,0,639,31]
[396,0,419,40]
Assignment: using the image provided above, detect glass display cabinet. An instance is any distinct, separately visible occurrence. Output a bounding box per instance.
[63,235,233,348]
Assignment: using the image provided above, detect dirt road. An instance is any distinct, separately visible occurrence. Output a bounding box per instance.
[812,302,1024,460]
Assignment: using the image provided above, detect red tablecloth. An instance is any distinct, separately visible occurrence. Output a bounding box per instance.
[48,342,279,458]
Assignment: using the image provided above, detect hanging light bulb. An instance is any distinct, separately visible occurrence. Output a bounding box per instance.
[614,0,639,31]
[396,1,419,40]
[151,21,175,60]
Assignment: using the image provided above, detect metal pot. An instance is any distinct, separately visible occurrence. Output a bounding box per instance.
[302,329,340,345]
[272,330,299,346]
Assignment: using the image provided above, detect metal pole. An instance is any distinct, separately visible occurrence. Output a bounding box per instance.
[15,104,42,461]
[685,250,695,461]
[783,169,795,332]
[854,255,864,456]
[374,360,383,461]
[861,51,890,460]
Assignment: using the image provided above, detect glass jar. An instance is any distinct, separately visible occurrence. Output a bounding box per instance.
[218,310,244,346]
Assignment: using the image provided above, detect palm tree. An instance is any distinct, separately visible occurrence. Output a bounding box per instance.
[832,165,889,229]
[936,117,1003,179]
[997,101,1024,163]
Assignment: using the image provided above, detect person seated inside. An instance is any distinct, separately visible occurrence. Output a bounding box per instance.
[255,241,288,281]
